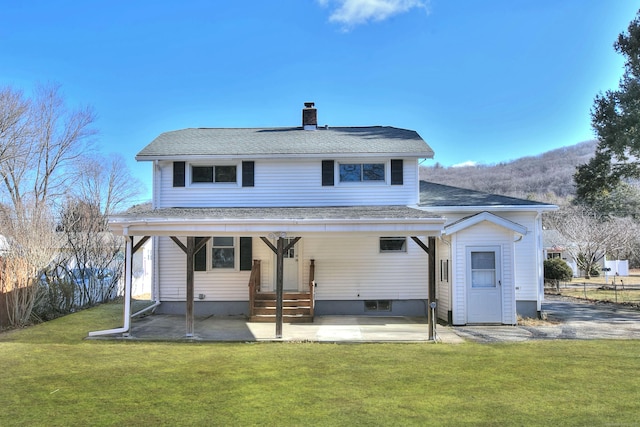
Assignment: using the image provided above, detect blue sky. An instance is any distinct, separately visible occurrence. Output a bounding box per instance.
[2,0,639,203]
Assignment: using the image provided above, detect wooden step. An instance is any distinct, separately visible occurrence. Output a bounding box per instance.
[249,314,314,323]
[254,299,310,307]
[250,291,314,323]
[253,307,311,316]
[255,292,311,300]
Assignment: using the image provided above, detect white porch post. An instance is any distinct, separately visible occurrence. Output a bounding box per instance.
[123,236,133,337]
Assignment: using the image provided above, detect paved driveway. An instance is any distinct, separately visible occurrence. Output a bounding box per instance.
[453,295,640,343]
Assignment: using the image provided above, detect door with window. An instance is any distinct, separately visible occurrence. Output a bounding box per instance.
[466,247,502,323]
[281,238,300,292]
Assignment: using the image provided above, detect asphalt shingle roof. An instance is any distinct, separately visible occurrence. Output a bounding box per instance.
[113,206,443,221]
[419,181,556,207]
[136,126,435,159]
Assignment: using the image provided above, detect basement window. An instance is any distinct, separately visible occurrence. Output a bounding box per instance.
[379,237,407,253]
[365,300,391,311]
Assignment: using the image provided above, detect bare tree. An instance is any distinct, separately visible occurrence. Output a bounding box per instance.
[73,153,143,215]
[0,87,31,165]
[53,153,143,307]
[0,83,103,322]
[0,202,60,326]
[546,205,637,278]
[0,83,97,213]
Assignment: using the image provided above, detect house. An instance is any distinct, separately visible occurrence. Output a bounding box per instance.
[543,230,628,279]
[91,103,556,339]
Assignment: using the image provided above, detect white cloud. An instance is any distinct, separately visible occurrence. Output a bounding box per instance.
[319,0,429,28]
[451,161,478,168]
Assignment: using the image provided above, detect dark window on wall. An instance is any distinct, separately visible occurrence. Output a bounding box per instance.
[390,159,403,185]
[242,161,254,187]
[365,300,391,311]
[380,237,407,252]
[239,237,253,271]
[322,160,334,186]
[193,237,252,271]
[440,259,449,282]
[212,237,235,269]
[194,237,208,272]
[192,166,214,183]
[173,162,186,187]
[191,165,237,183]
[339,163,385,182]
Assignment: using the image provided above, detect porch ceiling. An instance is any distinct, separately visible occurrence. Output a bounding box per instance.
[109,206,445,236]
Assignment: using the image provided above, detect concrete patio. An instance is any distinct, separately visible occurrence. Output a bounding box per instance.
[110,314,465,343]
[88,295,640,343]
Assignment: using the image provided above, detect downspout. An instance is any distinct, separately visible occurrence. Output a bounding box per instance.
[512,233,524,325]
[89,233,134,337]
[535,211,544,315]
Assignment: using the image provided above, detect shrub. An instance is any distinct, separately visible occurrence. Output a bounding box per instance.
[544,258,573,291]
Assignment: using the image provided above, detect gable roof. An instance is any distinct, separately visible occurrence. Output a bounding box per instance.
[136,126,435,160]
[444,211,528,235]
[418,181,557,212]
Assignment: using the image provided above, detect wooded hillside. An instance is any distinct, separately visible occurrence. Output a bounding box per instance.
[420,140,597,204]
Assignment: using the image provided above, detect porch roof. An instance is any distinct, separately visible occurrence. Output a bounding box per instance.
[109,206,446,236]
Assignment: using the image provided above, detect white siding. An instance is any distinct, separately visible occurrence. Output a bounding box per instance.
[450,222,516,325]
[157,236,273,301]
[155,158,419,208]
[508,213,540,302]
[305,235,429,300]
[444,211,542,308]
[436,237,451,322]
[156,234,430,302]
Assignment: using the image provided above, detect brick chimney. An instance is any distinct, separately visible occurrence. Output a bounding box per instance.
[302,102,317,130]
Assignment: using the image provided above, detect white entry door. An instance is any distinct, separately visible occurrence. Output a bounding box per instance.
[466,247,502,323]
[282,238,299,291]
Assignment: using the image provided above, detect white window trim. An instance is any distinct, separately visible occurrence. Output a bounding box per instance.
[187,162,241,187]
[195,237,239,272]
[336,161,389,185]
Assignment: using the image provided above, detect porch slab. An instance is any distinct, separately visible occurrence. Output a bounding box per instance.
[113,314,464,343]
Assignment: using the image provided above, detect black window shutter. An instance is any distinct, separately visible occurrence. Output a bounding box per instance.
[242,161,255,187]
[322,160,334,186]
[240,237,253,271]
[173,161,186,187]
[194,237,207,271]
[391,159,403,185]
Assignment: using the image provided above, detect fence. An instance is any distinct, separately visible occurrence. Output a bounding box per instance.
[552,280,640,305]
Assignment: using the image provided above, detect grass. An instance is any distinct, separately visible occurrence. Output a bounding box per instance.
[554,270,640,305]
[2,304,640,426]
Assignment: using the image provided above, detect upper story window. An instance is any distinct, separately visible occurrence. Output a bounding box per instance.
[174,161,254,187]
[322,159,403,187]
[339,163,385,182]
[191,165,237,184]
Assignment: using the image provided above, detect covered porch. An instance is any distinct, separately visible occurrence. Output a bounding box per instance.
[91,206,446,340]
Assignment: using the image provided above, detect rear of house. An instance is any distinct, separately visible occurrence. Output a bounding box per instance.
[97,103,556,338]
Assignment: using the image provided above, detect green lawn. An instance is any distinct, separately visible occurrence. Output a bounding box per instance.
[1,304,640,426]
